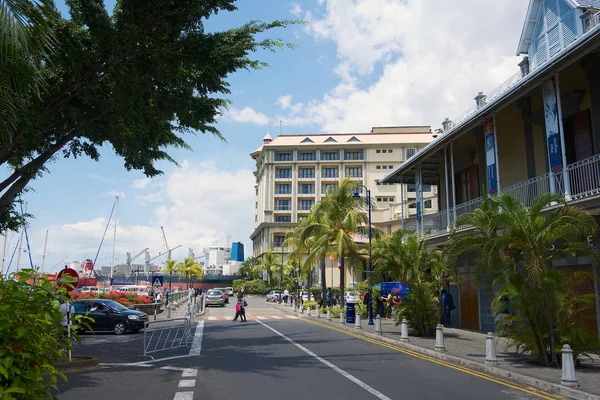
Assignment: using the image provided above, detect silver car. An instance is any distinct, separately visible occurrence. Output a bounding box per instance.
[266,290,282,302]
[206,289,226,307]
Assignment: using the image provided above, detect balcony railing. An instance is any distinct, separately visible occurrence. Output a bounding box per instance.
[275,189,292,195]
[298,204,314,211]
[298,190,315,195]
[275,205,291,211]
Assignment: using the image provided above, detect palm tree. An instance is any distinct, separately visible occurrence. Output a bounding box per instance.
[180,257,203,289]
[240,256,258,279]
[164,259,181,292]
[448,193,599,366]
[259,250,280,285]
[300,178,368,307]
[0,0,56,143]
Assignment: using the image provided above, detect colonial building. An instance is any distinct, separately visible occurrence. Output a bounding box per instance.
[382,0,600,333]
[250,126,438,287]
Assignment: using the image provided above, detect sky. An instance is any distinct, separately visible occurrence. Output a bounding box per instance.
[2,0,530,274]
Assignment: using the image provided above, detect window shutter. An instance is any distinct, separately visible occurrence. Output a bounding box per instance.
[561,11,577,46]
[535,37,548,66]
[547,25,561,56]
[545,0,559,27]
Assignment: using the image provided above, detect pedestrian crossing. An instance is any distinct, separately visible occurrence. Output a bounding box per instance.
[205,315,299,321]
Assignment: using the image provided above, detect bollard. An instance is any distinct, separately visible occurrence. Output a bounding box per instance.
[316,306,321,319]
[400,318,409,342]
[355,312,361,329]
[327,308,332,321]
[308,308,312,317]
[167,305,171,319]
[375,315,382,335]
[435,324,445,351]
[561,344,578,387]
[340,310,345,324]
[154,304,158,321]
[485,332,498,366]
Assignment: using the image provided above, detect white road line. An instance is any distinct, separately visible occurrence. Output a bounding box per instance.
[272,316,282,319]
[182,368,198,377]
[207,316,217,320]
[173,392,193,400]
[178,379,196,388]
[189,320,204,356]
[286,316,298,319]
[256,320,392,400]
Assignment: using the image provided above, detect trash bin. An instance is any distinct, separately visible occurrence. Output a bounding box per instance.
[345,302,356,324]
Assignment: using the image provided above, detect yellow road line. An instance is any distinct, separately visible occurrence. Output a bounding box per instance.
[299,318,565,400]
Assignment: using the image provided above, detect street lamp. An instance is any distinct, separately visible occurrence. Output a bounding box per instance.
[353,184,374,326]
[278,244,284,304]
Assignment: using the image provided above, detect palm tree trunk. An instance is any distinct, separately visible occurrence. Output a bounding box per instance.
[542,284,558,366]
[339,256,345,307]
[320,259,327,308]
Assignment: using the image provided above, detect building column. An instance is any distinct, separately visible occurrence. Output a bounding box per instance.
[444,146,451,232]
[483,116,501,195]
[581,53,600,155]
[518,97,537,179]
[400,176,405,231]
[416,163,423,235]
[450,142,457,223]
[555,75,571,200]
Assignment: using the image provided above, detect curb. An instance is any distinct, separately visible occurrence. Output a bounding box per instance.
[54,356,99,372]
[276,304,600,400]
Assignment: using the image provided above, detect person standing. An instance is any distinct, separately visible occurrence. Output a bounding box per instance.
[441,289,455,326]
[283,288,289,304]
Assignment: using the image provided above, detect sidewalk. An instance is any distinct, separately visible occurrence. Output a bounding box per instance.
[274,302,600,400]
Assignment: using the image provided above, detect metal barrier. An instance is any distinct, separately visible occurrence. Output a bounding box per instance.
[142,317,194,359]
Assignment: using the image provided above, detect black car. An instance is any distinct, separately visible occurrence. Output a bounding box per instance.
[72,299,149,335]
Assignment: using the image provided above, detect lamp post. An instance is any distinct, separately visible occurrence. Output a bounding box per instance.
[353,184,374,326]
[279,245,284,304]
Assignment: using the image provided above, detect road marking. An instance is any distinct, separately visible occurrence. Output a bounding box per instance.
[286,316,298,319]
[256,319,392,400]
[182,368,198,377]
[189,320,204,356]
[178,379,196,388]
[271,316,282,319]
[300,318,562,400]
[207,316,217,320]
[173,392,193,400]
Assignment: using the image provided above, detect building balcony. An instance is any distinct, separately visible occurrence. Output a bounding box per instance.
[297,191,315,197]
[275,176,292,181]
[416,154,600,238]
[274,205,292,212]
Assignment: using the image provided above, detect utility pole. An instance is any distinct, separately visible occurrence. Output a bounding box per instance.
[110,196,119,280]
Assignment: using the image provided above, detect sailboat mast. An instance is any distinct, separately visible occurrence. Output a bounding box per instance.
[16,202,27,272]
[1,231,8,275]
[40,230,49,273]
[110,196,119,279]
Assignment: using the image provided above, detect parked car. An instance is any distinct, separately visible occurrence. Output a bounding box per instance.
[266,290,282,302]
[214,287,229,303]
[80,286,101,293]
[344,291,360,304]
[72,299,149,335]
[301,291,315,302]
[206,289,226,307]
[224,287,234,297]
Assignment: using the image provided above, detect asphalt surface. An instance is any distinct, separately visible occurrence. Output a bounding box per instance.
[56,296,560,400]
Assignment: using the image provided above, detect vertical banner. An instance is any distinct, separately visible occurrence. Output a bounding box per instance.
[542,78,563,171]
[484,119,498,194]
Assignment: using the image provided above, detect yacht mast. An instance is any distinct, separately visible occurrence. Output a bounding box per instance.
[40,230,49,273]
[110,196,119,279]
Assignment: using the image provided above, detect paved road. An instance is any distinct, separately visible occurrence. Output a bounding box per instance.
[56,296,561,400]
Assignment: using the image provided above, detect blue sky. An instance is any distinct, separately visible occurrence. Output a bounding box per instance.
[2,0,529,274]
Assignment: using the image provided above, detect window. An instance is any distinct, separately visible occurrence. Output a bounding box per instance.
[376,197,395,202]
[322,167,339,178]
[376,149,381,153]
[408,203,417,209]
[388,165,393,169]
[406,148,416,158]
[275,152,293,161]
[382,149,387,153]
[275,184,291,194]
[376,166,381,170]
[299,168,315,179]
[275,215,291,222]
[345,167,362,178]
[301,137,314,143]
[382,165,388,169]
[407,184,430,192]
[532,0,578,68]
[276,168,291,179]
[321,151,340,161]
[298,151,316,161]
[275,200,291,211]
[322,183,338,194]
[299,199,315,211]
[423,185,431,192]
[344,150,364,161]
[347,136,361,142]
[255,202,258,209]
[425,200,432,209]
[388,149,393,153]
[255,215,258,222]
[299,184,315,194]
[273,236,285,247]
[255,187,258,195]
[324,137,337,143]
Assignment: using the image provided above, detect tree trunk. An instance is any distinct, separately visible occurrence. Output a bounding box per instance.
[339,256,345,307]
[320,259,327,308]
[542,284,558,366]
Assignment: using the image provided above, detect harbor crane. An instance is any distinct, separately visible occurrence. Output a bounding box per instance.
[160,226,181,261]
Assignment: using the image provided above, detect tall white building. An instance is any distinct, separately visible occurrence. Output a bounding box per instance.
[249,126,439,280]
[204,245,242,276]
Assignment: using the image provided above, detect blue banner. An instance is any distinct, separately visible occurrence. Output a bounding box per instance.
[543,78,563,171]
[484,119,498,194]
[378,282,411,298]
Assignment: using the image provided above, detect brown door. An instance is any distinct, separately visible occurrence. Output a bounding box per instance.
[469,165,480,199]
[561,265,598,335]
[573,110,594,161]
[459,273,480,330]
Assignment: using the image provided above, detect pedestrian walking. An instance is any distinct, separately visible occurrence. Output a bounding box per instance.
[233,299,242,322]
[240,298,248,322]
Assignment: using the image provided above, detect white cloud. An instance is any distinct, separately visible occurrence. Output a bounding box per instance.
[277,94,304,114]
[290,2,303,17]
[276,0,529,132]
[131,178,151,189]
[103,189,125,198]
[26,160,255,272]
[222,106,270,125]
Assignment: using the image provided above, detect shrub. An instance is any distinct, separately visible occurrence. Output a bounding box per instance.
[396,282,438,337]
[232,279,244,292]
[70,291,152,306]
[0,270,88,399]
[331,306,343,318]
[238,279,271,294]
[302,301,318,310]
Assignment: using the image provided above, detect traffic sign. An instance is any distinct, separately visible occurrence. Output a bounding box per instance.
[152,276,164,287]
[57,268,79,292]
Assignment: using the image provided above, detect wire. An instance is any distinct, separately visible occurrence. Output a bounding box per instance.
[92,199,117,268]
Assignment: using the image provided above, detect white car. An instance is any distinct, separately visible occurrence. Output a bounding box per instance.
[344,291,360,304]
[225,287,234,297]
[301,291,315,302]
